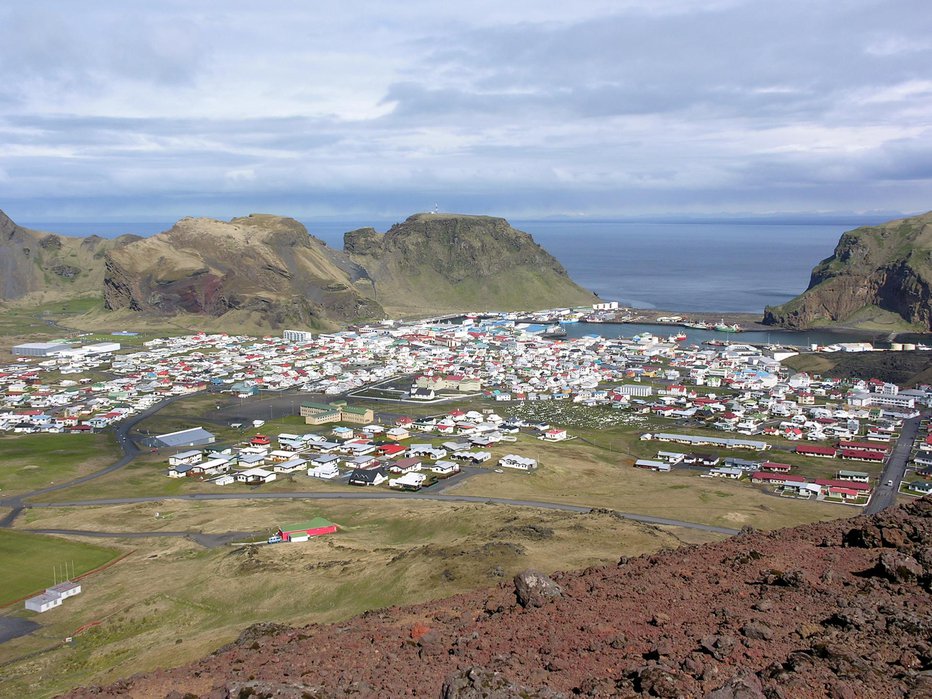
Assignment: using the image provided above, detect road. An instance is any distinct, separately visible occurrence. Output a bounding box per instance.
[22,528,258,549]
[865,415,922,515]
[0,392,200,526]
[23,491,742,536]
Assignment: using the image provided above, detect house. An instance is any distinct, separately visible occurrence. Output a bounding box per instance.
[431,460,460,475]
[761,461,792,473]
[836,469,870,483]
[273,457,308,473]
[795,444,838,458]
[389,472,428,490]
[376,443,407,457]
[751,472,807,486]
[308,460,341,479]
[635,459,671,472]
[348,466,388,486]
[540,428,568,442]
[453,450,492,463]
[234,467,277,484]
[168,450,202,467]
[839,448,885,463]
[408,444,448,460]
[499,454,538,471]
[707,467,742,479]
[385,427,410,440]
[167,463,195,478]
[389,457,422,474]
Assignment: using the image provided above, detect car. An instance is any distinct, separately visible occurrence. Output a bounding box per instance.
[886,480,894,486]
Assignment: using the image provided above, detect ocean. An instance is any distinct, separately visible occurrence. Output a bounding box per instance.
[24,219,848,314]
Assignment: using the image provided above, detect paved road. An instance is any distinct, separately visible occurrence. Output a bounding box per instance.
[23,528,259,548]
[0,392,201,525]
[24,491,742,536]
[865,415,922,515]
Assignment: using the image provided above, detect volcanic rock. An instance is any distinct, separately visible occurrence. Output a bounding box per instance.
[62,497,932,699]
[514,569,564,608]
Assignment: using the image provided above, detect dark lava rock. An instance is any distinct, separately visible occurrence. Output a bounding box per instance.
[514,569,563,608]
[876,550,923,582]
[441,667,565,699]
[704,670,766,699]
[740,622,774,641]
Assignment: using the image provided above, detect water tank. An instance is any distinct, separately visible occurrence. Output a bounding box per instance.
[903,343,916,351]
[891,342,903,351]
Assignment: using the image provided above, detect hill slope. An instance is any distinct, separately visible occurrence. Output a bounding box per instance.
[763,211,932,331]
[65,498,932,698]
[103,214,382,331]
[2,210,595,330]
[0,210,136,305]
[345,213,597,316]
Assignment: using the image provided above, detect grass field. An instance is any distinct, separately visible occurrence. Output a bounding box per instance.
[0,499,720,698]
[0,433,121,497]
[0,530,119,606]
[443,435,852,531]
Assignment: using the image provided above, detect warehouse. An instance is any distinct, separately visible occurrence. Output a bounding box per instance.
[12,342,70,357]
[148,427,216,448]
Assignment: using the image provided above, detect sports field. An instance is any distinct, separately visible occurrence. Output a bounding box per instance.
[0,530,119,606]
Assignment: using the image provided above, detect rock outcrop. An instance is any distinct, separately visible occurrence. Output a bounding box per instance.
[345,213,596,316]
[0,209,134,304]
[63,497,932,699]
[763,211,932,331]
[1,209,595,330]
[102,214,382,330]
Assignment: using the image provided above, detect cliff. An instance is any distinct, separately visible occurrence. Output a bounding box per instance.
[0,209,136,305]
[2,210,594,330]
[763,211,932,331]
[64,498,932,698]
[103,214,382,330]
[345,213,597,316]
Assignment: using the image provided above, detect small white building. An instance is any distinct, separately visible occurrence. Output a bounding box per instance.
[499,454,538,471]
[25,593,62,613]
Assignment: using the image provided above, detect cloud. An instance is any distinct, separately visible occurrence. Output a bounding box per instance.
[0,0,930,220]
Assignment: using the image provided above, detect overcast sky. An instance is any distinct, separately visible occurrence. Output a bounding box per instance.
[1,0,930,222]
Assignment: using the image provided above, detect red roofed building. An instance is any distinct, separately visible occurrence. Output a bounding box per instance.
[839,448,886,462]
[761,461,792,472]
[838,441,889,454]
[795,444,838,458]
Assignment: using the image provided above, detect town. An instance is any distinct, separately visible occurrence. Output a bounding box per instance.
[3,308,931,509]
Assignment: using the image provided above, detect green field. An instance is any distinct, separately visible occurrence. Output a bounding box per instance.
[0,530,119,606]
[0,433,120,497]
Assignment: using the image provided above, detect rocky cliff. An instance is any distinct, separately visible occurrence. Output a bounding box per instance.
[0,209,136,305]
[2,210,594,330]
[763,211,932,331]
[102,214,382,330]
[345,213,597,316]
[63,497,932,698]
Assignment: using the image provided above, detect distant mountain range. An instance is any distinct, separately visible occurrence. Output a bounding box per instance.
[764,210,932,332]
[0,210,595,331]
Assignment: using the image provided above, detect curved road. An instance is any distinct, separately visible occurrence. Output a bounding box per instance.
[24,491,742,536]
[0,392,201,527]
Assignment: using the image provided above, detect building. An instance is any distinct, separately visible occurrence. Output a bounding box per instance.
[300,401,374,426]
[149,427,216,449]
[24,581,81,613]
[13,342,70,357]
[276,517,337,541]
[283,329,314,343]
[499,454,538,470]
[634,459,671,472]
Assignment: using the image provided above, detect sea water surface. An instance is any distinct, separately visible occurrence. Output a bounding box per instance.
[26,219,848,314]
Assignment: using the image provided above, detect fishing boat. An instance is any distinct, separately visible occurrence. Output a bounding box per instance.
[714,320,743,333]
[683,320,712,330]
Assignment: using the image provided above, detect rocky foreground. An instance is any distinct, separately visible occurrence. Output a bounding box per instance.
[65,499,932,698]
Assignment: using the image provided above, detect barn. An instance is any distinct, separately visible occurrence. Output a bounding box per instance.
[276,517,338,542]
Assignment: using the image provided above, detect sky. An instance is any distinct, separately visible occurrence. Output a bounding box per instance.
[1,0,931,223]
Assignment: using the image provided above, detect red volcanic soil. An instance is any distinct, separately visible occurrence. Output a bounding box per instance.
[64,499,932,698]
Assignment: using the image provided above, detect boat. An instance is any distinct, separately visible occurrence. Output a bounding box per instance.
[714,320,743,333]
[542,324,567,338]
[683,321,712,330]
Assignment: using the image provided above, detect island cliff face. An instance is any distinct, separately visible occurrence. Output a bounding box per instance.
[102,214,382,330]
[345,213,596,316]
[0,209,594,330]
[0,209,138,305]
[763,211,932,331]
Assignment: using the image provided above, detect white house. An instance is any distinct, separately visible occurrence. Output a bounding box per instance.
[499,454,538,471]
